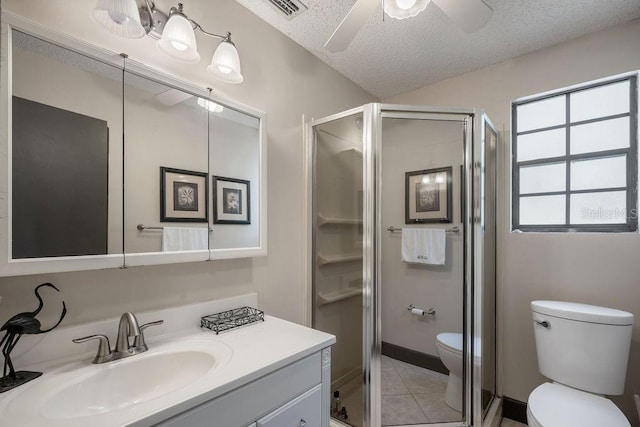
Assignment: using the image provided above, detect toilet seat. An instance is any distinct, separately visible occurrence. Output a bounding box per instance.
[436,333,462,355]
[528,383,630,427]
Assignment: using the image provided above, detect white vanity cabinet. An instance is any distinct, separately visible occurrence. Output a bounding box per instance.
[156,348,331,427]
[0,296,335,427]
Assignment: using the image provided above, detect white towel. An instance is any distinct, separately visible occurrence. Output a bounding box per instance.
[162,227,208,252]
[401,228,446,265]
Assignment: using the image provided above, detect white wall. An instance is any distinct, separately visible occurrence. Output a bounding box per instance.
[380,118,464,357]
[385,18,640,425]
[0,0,373,331]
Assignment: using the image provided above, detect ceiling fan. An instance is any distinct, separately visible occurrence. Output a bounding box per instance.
[325,0,493,52]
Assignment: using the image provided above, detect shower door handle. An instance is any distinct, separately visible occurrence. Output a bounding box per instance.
[535,320,550,328]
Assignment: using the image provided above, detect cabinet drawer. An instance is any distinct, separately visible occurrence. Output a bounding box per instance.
[256,384,322,427]
[156,352,321,426]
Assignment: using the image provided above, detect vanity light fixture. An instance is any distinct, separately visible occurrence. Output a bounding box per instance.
[90,0,244,84]
[383,0,431,20]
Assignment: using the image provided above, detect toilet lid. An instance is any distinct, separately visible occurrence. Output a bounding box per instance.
[528,383,630,427]
[436,333,463,353]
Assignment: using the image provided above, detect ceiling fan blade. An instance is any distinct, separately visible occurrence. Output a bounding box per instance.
[325,0,380,53]
[432,0,493,33]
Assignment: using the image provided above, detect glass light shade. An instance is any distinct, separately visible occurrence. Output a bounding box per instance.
[384,0,431,19]
[156,14,200,63]
[90,0,145,39]
[207,40,243,84]
[197,98,224,113]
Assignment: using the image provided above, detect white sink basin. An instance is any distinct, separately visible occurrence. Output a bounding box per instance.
[0,336,233,426]
[43,350,216,419]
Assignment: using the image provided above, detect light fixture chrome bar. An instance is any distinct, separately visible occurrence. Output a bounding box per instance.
[386,225,460,233]
[191,23,230,41]
[139,0,169,39]
[167,3,230,40]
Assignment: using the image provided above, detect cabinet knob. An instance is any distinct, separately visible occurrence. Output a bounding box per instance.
[298,419,306,427]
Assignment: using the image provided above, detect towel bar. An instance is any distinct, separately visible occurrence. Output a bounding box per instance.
[387,225,460,233]
[137,224,213,232]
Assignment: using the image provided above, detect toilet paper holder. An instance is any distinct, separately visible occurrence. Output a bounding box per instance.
[408,305,436,316]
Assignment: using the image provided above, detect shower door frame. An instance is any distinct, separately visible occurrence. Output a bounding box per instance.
[368,104,477,427]
[309,103,498,427]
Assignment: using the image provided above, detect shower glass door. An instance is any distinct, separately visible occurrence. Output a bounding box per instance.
[479,115,498,419]
[311,104,499,427]
[312,109,365,427]
[377,111,468,426]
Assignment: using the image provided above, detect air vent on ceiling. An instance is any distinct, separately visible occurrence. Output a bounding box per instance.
[265,0,308,20]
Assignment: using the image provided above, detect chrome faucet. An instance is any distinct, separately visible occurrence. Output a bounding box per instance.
[115,312,142,355]
[72,312,163,364]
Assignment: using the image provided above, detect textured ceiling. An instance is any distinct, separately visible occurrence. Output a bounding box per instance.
[234,0,640,98]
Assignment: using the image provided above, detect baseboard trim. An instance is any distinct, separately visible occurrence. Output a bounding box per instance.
[503,396,528,425]
[381,341,448,375]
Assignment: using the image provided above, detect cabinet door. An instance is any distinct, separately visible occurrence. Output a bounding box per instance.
[256,384,322,427]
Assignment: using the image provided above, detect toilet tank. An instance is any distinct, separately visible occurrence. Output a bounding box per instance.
[531,301,633,396]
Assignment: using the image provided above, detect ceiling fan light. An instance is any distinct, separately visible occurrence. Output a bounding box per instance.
[384,0,431,20]
[90,0,145,39]
[156,13,201,63]
[207,39,244,84]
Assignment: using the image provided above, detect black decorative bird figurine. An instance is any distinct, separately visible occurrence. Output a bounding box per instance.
[0,283,67,392]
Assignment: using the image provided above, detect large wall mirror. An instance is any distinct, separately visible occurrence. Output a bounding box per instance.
[0,15,266,276]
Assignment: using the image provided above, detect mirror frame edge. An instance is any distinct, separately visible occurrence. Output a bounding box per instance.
[0,11,267,276]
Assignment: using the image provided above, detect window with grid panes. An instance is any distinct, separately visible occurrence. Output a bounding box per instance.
[512,75,638,232]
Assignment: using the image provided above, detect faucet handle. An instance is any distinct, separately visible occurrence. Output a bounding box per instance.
[140,320,164,331]
[133,320,164,353]
[72,334,112,364]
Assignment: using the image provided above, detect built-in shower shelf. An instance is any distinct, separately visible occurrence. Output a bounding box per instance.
[318,287,363,305]
[318,214,363,227]
[317,254,363,266]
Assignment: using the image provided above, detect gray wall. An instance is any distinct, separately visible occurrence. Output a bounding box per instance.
[386,18,640,425]
[380,118,464,357]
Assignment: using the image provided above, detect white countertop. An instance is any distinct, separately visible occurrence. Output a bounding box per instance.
[0,295,335,427]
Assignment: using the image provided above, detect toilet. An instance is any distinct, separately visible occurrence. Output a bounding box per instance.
[436,332,463,412]
[528,301,634,427]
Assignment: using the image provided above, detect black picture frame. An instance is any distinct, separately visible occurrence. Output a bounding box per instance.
[212,176,251,225]
[405,166,453,224]
[160,167,208,222]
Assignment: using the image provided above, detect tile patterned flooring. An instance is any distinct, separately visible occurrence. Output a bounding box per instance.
[380,355,461,425]
[334,355,529,426]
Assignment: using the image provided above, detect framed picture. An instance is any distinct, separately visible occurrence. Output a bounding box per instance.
[160,167,208,222]
[212,176,250,224]
[405,166,453,224]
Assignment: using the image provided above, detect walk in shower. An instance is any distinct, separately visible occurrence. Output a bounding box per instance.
[310,104,498,427]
